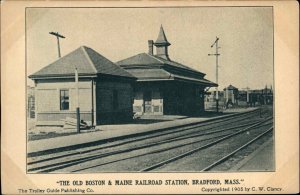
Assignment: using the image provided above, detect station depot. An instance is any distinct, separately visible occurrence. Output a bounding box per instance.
[117,25,217,116]
[29,26,216,127]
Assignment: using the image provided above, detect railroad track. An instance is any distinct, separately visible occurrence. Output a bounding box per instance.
[199,126,273,172]
[28,109,262,158]
[144,120,273,172]
[27,109,272,173]
[139,117,272,172]
[28,109,260,160]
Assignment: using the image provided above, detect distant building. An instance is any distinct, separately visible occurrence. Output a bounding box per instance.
[27,86,35,118]
[117,26,217,116]
[29,46,136,126]
[205,85,273,109]
[223,84,239,108]
[204,90,225,111]
[239,85,273,106]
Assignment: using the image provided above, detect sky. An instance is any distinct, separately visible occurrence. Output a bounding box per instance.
[26,7,273,90]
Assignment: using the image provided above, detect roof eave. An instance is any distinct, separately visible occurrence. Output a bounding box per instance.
[163,64,206,77]
[172,76,218,87]
[28,73,97,80]
[97,73,137,80]
[137,78,173,82]
[135,76,217,87]
[120,64,163,69]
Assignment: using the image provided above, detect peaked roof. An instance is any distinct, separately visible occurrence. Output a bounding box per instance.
[29,46,134,79]
[116,53,161,66]
[154,25,171,46]
[126,68,216,86]
[116,53,204,75]
[116,26,217,87]
[224,84,238,90]
[116,53,217,87]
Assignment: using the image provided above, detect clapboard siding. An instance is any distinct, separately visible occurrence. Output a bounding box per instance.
[35,80,94,124]
[37,112,92,122]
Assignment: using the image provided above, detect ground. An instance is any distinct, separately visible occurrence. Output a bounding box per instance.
[27,107,267,141]
[27,105,273,173]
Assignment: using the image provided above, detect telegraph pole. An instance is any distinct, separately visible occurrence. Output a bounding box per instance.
[208,37,220,112]
[49,32,65,58]
[75,68,80,133]
[242,87,250,107]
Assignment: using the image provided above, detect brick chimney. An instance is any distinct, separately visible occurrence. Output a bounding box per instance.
[148,40,154,55]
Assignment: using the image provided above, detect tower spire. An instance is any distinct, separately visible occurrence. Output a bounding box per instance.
[154,25,171,60]
[155,25,171,46]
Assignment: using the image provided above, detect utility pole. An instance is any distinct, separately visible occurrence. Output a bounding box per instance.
[75,68,80,133]
[246,87,250,104]
[208,36,220,113]
[49,32,65,58]
[242,87,251,107]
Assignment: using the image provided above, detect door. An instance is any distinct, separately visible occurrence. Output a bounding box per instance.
[144,91,152,114]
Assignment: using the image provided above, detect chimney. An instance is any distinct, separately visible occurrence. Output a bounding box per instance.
[148,40,154,55]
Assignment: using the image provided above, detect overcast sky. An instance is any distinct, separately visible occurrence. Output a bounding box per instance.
[26,7,273,90]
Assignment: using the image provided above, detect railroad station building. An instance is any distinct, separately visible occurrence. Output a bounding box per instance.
[29,46,136,126]
[223,84,239,107]
[117,26,217,116]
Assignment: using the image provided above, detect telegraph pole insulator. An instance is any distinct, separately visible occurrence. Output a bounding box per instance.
[49,32,65,58]
[208,36,220,113]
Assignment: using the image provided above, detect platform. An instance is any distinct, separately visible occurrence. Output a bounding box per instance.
[28,108,258,156]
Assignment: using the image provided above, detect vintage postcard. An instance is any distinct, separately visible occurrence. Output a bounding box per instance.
[1,0,299,194]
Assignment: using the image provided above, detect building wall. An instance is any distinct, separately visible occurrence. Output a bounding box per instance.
[133,81,205,116]
[163,82,205,116]
[133,91,144,114]
[133,83,163,115]
[223,89,239,106]
[27,86,35,118]
[35,79,93,124]
[96,80,134,124]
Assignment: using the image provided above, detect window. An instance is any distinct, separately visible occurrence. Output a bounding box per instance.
[113,90,118,110]
[60,89,69,110]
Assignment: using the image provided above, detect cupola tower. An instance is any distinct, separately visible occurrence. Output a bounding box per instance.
[154,25,171,60]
